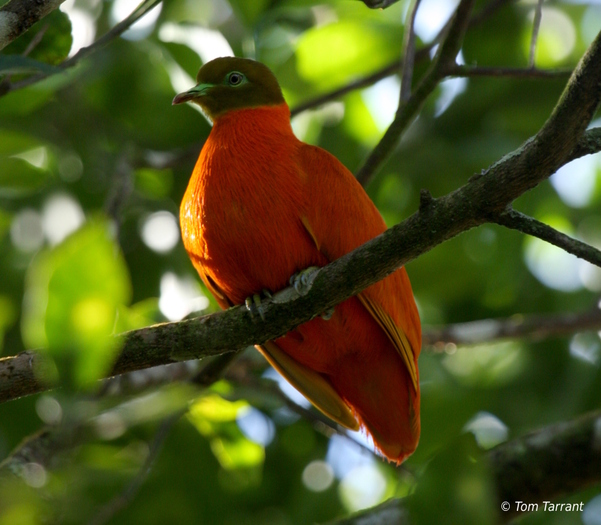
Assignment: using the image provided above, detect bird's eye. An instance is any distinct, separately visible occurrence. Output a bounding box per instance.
[227,72,245,86]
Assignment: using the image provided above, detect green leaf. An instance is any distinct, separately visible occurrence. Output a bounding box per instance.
[0,130,44,156]
[188,394,265,470]
[0,156,53,197]
[134,168,174,199]
[295,20,401,89]
[22,220,132,387]
[0,295,17,353]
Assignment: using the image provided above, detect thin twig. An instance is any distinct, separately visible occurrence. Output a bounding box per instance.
[291,0,513,117]
[21,23,50,56]
[87,409,185,525]
[529,0,544,67]
[355,0,476,187]
[447,64,571,78]
[423,307,601,347]
[493,209,601,268]
[400,0,422,103]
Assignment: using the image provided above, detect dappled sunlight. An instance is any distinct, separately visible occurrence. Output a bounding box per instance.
[302,460,334,492]
[158,272,209,321]
[464,411,508,449]
[338,464,387,512]
[110,0,162,41]
[524,218,582,292]
[140,210,180,253]
[41,193,85,246]
[60,0,97,57]
[550,154,599,208]
[526,7,576,66]
[159,23,234,63]
[414,0,459,41]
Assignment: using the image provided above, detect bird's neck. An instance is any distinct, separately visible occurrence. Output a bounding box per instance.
[210,102,294,141]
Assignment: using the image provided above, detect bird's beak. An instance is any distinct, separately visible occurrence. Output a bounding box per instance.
[172,83,213,105]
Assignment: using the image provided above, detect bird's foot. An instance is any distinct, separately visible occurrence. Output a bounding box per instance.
[289,266,320,297]
[245,289,272,321]
[289,266,332,320]
[320,307,335,321]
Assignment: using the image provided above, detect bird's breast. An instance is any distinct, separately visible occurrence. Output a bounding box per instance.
[180,139,323,304]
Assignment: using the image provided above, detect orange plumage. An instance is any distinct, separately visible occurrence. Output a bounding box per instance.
[175,58,421,463]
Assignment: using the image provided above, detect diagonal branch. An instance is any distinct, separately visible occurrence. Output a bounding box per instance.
[1,0,162,95]
[493,209,601,267]
[355,0,477,186]
[1,28,601,405]
[399,0,422,103]
[423,307,601,347]
[291,0,513,117]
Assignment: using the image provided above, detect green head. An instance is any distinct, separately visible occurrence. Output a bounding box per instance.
[172,57,285,119]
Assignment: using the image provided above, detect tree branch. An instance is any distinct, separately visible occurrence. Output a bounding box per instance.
[355,0,477,186]
[291,0,513,117]
[494,209,601,267]
[399,0,422,103]
[0,0,64,51]
[447,64,571,79]
[323,410,601,524]
[423,307,601,347]
[1,0,162,95]
[1,28,601,404]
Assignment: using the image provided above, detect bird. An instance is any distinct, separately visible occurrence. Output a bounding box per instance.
[173,57,421,463]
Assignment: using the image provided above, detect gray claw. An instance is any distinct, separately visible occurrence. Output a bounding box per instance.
[245,291,270,321]
[290,266,320,297]
[320,307,335,321]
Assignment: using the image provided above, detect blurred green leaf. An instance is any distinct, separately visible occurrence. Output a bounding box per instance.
[188,394,265,470]
[134,167,174,199]
[0,156,53,197]
[0,130,44,156]
[0,295,17,352]
[21,220,131,387]
[295,19,401,89]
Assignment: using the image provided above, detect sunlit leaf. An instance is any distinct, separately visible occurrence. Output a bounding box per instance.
[0,157,53,197]
[296,20,401,89]
[134,167,174,199]
[22,220,132,387]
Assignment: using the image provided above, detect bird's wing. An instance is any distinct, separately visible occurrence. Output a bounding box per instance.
[257,342,360,430]
[298,144,420,393]
[194,256,360,429]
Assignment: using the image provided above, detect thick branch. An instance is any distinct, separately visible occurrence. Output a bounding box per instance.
[1,30,601,404]
[324,410,601,524]
[490,410,601,521]
[0,0,64,50]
